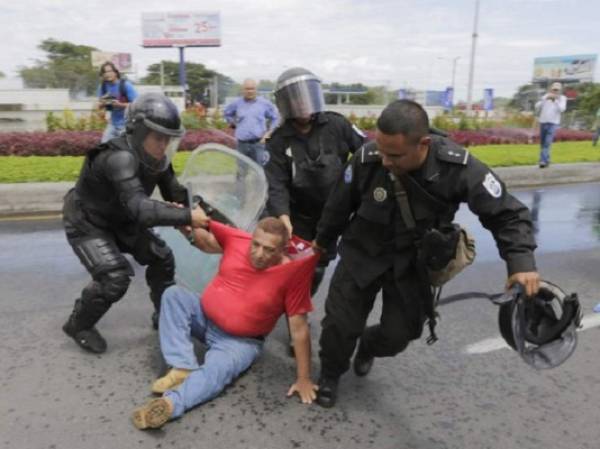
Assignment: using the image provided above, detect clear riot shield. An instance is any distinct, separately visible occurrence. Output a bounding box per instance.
[156,143,268,294]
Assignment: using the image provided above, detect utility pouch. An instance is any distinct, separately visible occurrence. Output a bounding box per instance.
[390,174,476,287]
[421,225,476,287]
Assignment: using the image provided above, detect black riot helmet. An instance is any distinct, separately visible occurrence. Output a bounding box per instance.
[497,280,581,369]
[274,67,325,120]
[126,92,185,173]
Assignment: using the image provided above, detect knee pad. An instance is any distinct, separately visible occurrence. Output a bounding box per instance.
[72,237,133,278]
[100,270,132,304]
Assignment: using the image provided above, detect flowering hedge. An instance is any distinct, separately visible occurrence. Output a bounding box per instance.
[0,126,593,156]
[364,128,593,147]
[0,129,236,156]
[447,128,593,147]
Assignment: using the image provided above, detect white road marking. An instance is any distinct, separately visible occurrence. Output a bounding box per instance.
[464,313,600,355]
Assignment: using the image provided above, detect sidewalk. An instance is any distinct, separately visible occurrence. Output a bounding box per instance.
[1,162,600,217]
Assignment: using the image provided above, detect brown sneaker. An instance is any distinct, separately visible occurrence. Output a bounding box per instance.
[151,368,191,394]
[131,397,173,430]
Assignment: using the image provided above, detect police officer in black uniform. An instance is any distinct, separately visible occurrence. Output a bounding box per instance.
[62,93,209,354]
[314,100,541,408]
[265,67,364,295]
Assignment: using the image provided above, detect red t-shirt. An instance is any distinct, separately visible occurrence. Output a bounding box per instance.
[201,221,318,337]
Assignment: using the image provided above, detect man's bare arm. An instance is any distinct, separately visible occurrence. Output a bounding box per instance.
[190,227,223,254]
[286,314,318,404]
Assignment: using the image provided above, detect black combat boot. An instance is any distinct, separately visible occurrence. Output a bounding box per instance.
[62,299,108,354]
[316,376,339,408]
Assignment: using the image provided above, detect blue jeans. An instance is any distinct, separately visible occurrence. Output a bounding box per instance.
[539,123,558,165]
[238,141,268,166]
[159,286,263,418]
[101,122,125,143]
[593,127,600,146]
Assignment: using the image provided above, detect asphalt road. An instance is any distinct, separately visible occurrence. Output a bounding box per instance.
[2,183,600,449]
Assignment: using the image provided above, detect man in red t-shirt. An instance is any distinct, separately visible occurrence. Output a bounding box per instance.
[132,216,319,430]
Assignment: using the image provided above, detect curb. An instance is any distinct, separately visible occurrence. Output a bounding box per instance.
[1,163,600,217]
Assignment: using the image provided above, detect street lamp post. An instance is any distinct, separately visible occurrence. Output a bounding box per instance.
[438,56,461,107]
[451,56,460,94]
[439,56,461,93]
[466,0,480,113]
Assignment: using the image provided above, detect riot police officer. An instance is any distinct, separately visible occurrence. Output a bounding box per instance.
[314,100,540,407]
[265,67,364,295]
[62,93,209,354]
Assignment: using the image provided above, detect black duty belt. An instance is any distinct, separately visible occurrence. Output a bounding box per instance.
[238,138,261,144]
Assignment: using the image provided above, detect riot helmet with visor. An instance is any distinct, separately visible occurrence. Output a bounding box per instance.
[274,67,325,121]
[126,93,185,173]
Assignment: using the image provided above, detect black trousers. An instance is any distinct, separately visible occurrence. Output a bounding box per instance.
[318,260,426,379]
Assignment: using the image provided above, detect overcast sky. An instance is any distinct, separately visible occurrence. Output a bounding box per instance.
[1,0,598,100]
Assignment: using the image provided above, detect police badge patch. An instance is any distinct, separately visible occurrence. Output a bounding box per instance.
[373,187,387,202]
[482,172,502,198]
[344,165,353,184]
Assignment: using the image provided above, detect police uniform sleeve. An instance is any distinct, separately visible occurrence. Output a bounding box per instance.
[315,151,361,250]
[104,150,191,227]
[264,136,292,217]
[458,156,537,275]
[157,165,189,206]
[342,117,365,153]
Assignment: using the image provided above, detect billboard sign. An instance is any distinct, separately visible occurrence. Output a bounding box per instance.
[533,54,597,82]
[91,51,132,72]
[142,11,221,47]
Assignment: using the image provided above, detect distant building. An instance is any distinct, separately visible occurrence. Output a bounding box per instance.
[0,84,185,132]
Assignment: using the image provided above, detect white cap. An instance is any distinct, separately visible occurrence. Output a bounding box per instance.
[550,82,562,91]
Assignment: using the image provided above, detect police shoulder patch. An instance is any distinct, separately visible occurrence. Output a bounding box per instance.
[344,164,353,184]
[482,172,502,198]
[436,144,469,165]
[360,142,380,164]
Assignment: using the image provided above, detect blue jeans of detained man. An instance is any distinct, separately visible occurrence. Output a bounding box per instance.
[159,286,263,418]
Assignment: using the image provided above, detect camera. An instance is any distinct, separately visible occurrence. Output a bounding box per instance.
[101,94,117,111]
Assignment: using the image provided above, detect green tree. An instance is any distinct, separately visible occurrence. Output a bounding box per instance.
[571,82,600,115]
[257,79,275,91]
[322,82,388,105]
[19,38,99,95]
[141,61,234,104]
[509,84,543,111]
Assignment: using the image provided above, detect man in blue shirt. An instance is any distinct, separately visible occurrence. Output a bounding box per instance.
[223,79,279,166]
[97,61,138,143]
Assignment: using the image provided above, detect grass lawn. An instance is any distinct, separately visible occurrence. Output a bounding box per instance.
[469,141,600,167]
[0,141,597,183]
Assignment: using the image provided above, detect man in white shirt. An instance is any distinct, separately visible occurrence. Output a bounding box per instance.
[535,82,567,168]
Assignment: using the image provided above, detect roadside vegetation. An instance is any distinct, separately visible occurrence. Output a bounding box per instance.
[0,141,597,183]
